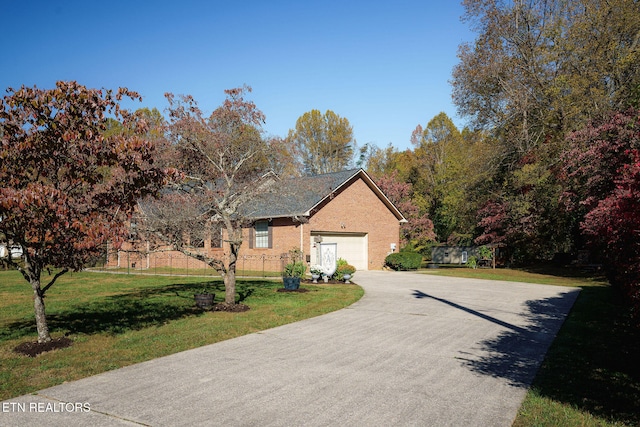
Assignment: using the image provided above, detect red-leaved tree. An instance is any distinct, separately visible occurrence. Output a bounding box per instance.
[475,200,509,246]
[374,171,435,247]
[0,81,166,343]
[138,87,272,307]
[582,150,640,309]
[563,108,640,319]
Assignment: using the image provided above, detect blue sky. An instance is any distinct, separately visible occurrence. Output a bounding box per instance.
[1,1,475,151]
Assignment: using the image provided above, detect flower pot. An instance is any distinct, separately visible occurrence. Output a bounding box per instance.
[343,274,351,284]
[194,293,214,309]
[283,277,301,290]
[311,274,320,283]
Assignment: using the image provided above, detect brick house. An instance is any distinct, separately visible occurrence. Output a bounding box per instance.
[108,169,405,273]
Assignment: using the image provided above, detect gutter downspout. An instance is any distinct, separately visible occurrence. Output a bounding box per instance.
[300,222,304,260]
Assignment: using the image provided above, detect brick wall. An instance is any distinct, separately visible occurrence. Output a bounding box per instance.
[106,175,401,273]
[309,177,400,269]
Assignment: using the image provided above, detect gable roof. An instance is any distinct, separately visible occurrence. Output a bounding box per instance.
[245,169,406,223]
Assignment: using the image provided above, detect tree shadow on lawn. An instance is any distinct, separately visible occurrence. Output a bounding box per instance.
[412,288,580,388]
[1,280,271,341]
[527,286,640,425]
[519,263,606,281]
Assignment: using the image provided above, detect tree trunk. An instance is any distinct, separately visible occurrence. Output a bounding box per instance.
[224,268,236,304]
[224,245,238,304]
[31,278,52,343]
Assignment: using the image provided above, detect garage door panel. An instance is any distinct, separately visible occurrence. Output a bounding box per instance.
[310,233,368,270]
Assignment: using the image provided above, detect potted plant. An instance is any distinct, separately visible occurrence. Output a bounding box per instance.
[310,265,324,283]
[335,264,356,283]
[194,284,215,309]
[283,261,306,290]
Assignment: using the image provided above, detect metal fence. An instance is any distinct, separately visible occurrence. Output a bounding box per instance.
[96,250,291,278]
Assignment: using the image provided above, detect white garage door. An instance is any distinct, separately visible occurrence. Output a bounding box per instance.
[310,233,368,271]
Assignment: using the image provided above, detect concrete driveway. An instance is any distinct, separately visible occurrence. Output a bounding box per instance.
[1,271,579,426]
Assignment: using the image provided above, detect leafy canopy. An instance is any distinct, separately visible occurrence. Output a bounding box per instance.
[288,109,354,175]
[0,81,166,343]
[0,81,165,275]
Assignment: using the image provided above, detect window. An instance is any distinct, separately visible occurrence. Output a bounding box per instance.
[254,220,269,248]
[210,225,222,249]
[128,220,138,241]
[191,231,205,248]
[191,224,222,249]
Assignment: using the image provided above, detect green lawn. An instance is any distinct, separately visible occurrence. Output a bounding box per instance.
[423,265,640,426]
[0,270,363,401]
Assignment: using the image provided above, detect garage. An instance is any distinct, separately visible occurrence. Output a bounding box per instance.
[310,232,368,271]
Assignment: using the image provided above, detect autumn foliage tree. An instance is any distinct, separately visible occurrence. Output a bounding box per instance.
[410,113,490,243]
[288,109,354,175]
[373,171,435,250]
[452,0,640,261]
[563,108,640,318]
[138,86,272,306]
[0,81,166,343]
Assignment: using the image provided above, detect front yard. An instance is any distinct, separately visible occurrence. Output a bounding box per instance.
[0,270,363,401]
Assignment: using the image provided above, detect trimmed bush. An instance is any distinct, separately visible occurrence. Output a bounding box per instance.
[336,263,356,276]
[385,252,423,270]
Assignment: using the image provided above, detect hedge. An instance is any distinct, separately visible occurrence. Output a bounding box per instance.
[385,252,423,270]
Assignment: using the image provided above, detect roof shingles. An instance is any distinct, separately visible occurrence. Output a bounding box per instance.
[244,169,361,219]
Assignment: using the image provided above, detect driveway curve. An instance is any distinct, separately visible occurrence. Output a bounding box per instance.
[2,271,579,426]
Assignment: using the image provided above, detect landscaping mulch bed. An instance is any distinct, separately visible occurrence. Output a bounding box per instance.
[14,337,73,357]
[211,302,250,312]
[301,279,355,285]
[275,278,357,293]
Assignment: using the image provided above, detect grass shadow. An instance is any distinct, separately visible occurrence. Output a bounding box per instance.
[519,263,607,281]
[127,279,278,302]
[0,280,276,341]
[525,286,640,425]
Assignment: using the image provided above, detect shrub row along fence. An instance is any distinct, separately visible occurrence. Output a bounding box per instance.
[94,250,291,278]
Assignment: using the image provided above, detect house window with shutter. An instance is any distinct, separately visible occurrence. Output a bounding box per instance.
[254,220,270,248]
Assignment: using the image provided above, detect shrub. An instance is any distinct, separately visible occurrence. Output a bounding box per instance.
[477,246,492,260]
[336,264,356,278]
[283,261,306,278]
[467,255,478,269]
[385,252,423,270]
[333,258,349,280]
